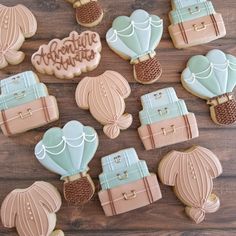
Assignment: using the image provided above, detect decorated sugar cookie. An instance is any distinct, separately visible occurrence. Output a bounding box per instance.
[158,146,222,224]
[0,4,37,69]
[1,181,63,236]
[76,71,132,139]
[31,31,102,80]
[106,9,163,84]
[65,0,103,27]
[35,120,99,206]
[182,49,236,125]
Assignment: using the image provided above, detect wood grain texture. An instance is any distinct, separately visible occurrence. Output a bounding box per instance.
[0,0,235,235]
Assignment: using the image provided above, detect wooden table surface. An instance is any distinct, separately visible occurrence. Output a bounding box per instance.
[0,0,236,235]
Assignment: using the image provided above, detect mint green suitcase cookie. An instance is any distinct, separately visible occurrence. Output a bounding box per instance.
[99,160,150,190]
[0,83,48,110]
[101,148,139,172]
[172,0,206,9]
[170,1,215,24]
[141,87,178,109]
[139,99,188,125]
[0,71,39,95]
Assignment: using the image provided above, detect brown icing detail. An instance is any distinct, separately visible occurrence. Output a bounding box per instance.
[1,181,62,236]
[0,96,59,136]
[143,177,153,204]
[107,189,117,215]
[63,174,95,206]
[98,174,162,216]
[158,146,222,224]
[75,1,103,25]
[40,97,50,123]
[207,93,236,125]
[0,4,37,69]
[169,13,226,49]
[76,71,132,139]
[1,110,11,136]
[138,113,199,150]
[134,56,162,84]
[147,124,155,149]
[210,14,220,36]
[178,22,188,44]
[31,31,102,79]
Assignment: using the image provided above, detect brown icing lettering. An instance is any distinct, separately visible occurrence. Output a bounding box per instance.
[32,31,100,71]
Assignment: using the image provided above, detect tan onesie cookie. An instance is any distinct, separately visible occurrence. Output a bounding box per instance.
[75,71,132,139]
[0,4,37,69]
[158,146,222,224]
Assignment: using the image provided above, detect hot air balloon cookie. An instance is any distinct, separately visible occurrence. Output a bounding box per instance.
[106,9,163,84]
[182,49,236,125]
[65,0,103,27]
[76,71,132,139]
[34,120,99,206]
[0,4,37,69]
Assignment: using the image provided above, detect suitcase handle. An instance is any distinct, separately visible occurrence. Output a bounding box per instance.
[188,6,200,15]
[158,107,169,116]
[117,171,128,180]
[154,92,162,99]
[123,190,136,200]
[193,22,206,31]
[14,91,26,99]
[18,109,33,119]
[114,155,121,163]
[161,125,176,136]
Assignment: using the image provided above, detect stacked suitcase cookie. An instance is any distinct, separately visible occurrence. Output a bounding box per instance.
[98,148,162,216]
[0,71,59,136]
[169,0,226,48]
[138,87,199,150]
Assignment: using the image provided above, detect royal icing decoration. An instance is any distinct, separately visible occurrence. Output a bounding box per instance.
[1,181,62,236]
[182,49,236,125]
[76,71,132,139]
[0,4,37,69]
[158,146,222,224]
[106,9,163,84]
[35,120,98,206]
[31,31,102,79]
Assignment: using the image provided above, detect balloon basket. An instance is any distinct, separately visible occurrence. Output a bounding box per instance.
[207,93,236,125]
[63,173,95,206]
[133,56,162,84]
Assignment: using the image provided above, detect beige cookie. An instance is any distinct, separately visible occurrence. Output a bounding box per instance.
[76,71,132,139]
[158,146,222,224]
[31,31,102,79]
[1,181,63,236]
[66,0,103,27]
[0,4,37,69]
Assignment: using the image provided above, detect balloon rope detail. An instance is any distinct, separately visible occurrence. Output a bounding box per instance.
[35,133,97,159]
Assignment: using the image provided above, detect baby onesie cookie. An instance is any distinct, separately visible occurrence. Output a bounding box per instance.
[168,1,226,49]
[106,9,163,84]
[0,4,37,69]
[1,181,63,236]
[182,49,236,125]
[98,148,162,216]
[158,146,222,224]
[138,87,199,150]
[65,0,103,27]
[76,71,132,139]
[35,120,99,206]
[31,31,102,80]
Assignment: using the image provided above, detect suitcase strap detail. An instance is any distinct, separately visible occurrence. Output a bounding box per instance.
[107,189,117,215]
[142,177,153,204]
[147,124,155,149]
[1,110,11,136]
[178,22,188,44]
[210,14,220,36]
[40,97,50,123]
[183,114,192,139]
